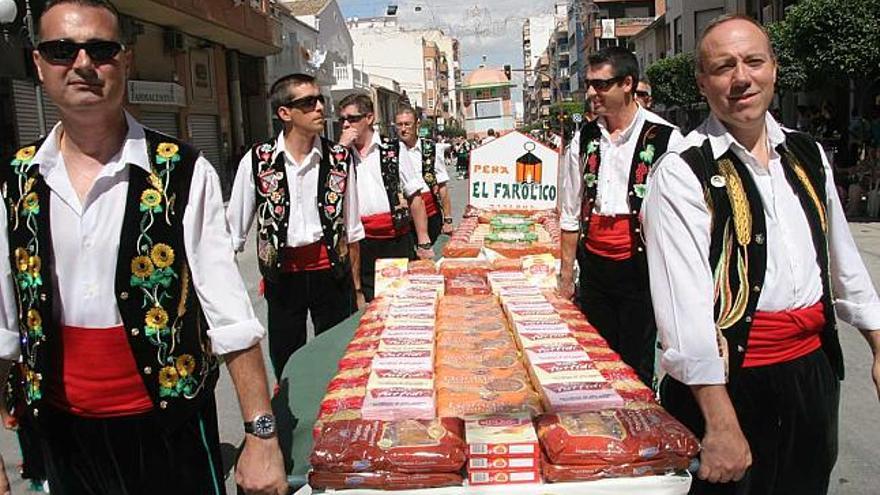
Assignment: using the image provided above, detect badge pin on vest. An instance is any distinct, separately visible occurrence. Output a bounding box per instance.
[710,175,727,188]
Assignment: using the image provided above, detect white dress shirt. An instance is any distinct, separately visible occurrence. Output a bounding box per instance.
[405,139,450,194]
[0,113,265,361]
[643,113,880,385]
[354,131,427,217]
[560,107,682,231]
[226,132,364,252]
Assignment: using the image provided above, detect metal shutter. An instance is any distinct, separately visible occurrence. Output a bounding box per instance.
[187,113,230,191]
[12,79,63,144]
[140,112,180,138]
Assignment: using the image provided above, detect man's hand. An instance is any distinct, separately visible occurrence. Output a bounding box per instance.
[441,219,454,235]
[416,246,434,260]
[557,275,575,300]
[338,127,359,149]
[872,353,880,402]
[355,289,366,310]
[860,329,880,401]
[0,454,10,495]
[698,423,752,483]
[235,436,288,495]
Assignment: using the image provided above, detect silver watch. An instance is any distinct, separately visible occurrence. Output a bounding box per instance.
[244,413,276,438]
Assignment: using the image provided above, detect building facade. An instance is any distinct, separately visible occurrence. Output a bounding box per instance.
[461,67,515,139]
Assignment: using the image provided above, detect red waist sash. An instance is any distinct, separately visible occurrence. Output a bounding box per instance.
[742,302,824,368]
[46,325,153,417]
[362,212,411,240]
[280,242,331,272]
[585,215,633,261]
[421,191,439,218]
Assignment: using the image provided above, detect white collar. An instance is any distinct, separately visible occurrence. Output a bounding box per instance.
[705,112,786,160]
[274,131,322,167]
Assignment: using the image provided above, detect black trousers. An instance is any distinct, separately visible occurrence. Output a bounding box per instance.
[577,247,656,386]
[360,235,415,302]
[39,395,226,495]
[661,350,840,495]
[265,268,356,380]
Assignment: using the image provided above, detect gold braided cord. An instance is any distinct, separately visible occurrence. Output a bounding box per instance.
[718,158,752,246]
[713,221,750,330]
[177,262,190,318]
[787,152,828,233]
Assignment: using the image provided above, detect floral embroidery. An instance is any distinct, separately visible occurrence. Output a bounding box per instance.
[583,138,600,188]
[22,193,39,215]
[151,243,174,268]
[323,144,349,255]
[13,146,37,164]
[155,142,180,164]
[253,142,284,270]
[140,189,163,213]
[26,309,43,339]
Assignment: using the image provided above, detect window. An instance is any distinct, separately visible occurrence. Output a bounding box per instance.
[673,17,682,54]
[475,100,503,119]
[695,8,724,42]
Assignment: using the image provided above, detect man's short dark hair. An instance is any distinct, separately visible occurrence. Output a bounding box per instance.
[338,93,374,115]
[395,105,418,120]
[269,73,317,113]
[40,0,122,40]
[587,46,640,94]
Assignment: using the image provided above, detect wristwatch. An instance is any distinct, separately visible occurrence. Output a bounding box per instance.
[417,242,433,250]
[443,217,453,225]
[244,413,276,439]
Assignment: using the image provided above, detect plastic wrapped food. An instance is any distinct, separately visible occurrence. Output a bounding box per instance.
[310,418,466,474]
[309,471,463,490]
[536,407,701,466]
[445,274,492,295]
[408,259,437,274]
[541,454,691,483]
[491,258,523,271]
[439,259,492,278]
[437,384,543,418]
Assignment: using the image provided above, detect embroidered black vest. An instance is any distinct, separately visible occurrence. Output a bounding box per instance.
[419,139,441,211]
[251,137,351,282]
[378,136,406,212]
[1,130,219,429]
[579,118,675,273]
[679,131,843,383]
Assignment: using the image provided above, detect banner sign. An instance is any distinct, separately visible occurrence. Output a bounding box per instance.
[469,132,560,210]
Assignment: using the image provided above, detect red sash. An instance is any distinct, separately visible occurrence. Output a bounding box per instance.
[421,191,439,218]
[742,302,824,368]
[46,325,153,417]
[362,212,411,240]
[585,215,632,260]
[280,242,331,272]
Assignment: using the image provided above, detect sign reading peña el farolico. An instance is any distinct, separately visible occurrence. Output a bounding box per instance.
[469,132,560,210]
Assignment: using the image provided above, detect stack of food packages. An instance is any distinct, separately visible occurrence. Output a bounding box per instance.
[443,207,561,258]
[310,260,468,490]
[310,257,700,490]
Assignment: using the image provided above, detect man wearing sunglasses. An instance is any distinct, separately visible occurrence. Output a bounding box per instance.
[394,106,454,243]
[644,15,880,494]
[635,80,653,110]
[0,1,286,494]
[336,94,432,302]
[228,73,364,388]
[559,46,682,388]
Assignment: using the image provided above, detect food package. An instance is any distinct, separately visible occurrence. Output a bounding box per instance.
[490,258,523,272]
[408,259,437,274]
[309,471,464,490]
[439,259,492,278]
[529,361,605,385]
[445,274,492,296]
[468,468,540,485]
[468,455,539,471]
[539,381,625,412]
[541,454,691,483]
[437,385,542,419]
[521,254,558,289]
[536,407,701,466]
[367,369,434,390]
[465,414,540,458]
[435,366,530,392]
[371,350,433,372]
[361,387,435,420]
[374,258,409,297]
[310,418,466,473]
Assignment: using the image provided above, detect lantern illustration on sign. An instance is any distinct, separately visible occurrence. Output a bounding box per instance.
[516,142,543,184]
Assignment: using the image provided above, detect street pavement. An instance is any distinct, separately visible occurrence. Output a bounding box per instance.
[1,162,879,494]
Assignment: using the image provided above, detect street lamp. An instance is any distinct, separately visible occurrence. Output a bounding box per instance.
[0,0,47,136]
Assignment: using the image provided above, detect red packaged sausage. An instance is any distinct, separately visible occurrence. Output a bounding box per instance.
[541,453,691,482]
[309,470,463,490]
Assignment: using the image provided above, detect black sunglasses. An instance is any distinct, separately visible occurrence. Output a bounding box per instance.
[338,114,367,124]
[635,90,651,98]
[283,94,325,112]
[37,39,125,64]
[586,76,625,91]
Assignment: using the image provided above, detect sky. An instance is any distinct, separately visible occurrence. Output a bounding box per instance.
[337,0,562,72]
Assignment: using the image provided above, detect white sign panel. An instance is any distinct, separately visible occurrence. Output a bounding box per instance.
[128,80,186,107]
[601,19,616,39]
[469,132,560,210]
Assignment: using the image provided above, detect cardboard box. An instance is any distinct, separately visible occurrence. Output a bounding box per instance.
[465,414,539,458]
[468,468,540,485]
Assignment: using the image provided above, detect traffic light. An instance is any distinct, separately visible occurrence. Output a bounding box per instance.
[504,64,512,81]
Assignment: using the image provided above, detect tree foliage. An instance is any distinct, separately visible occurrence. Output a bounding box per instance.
[769,0,880,90]
[645,53,702,108]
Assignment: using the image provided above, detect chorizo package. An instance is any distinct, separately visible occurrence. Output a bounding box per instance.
[541,454,691,483]
[309,470,463,490]
[310,418,466,473]
[445,274,492,296]
[536,407,700,466]
[408,259,437,274]
[437,385,543,418]
[439,259,492,278]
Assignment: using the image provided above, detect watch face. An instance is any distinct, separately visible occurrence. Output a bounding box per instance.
[254,415,275,437]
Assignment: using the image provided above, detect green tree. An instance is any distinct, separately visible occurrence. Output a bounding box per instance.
[645,53,702,108]
[768,0,880,91]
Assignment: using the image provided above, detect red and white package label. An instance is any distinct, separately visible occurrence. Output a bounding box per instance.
[524,344,591,364]
[465,414,539,457]
[516,332,579,349]
[468,469,540,485]
[371,351,434,371]
[367,369,434,390]
[360,388,435,420]
[468,456,538,470]
[530,361,605,385]
[513,321,572,335]
[541,381,625,412]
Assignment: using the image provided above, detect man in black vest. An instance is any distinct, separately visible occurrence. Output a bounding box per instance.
[0,1,286,493]
[643,15,880,494]
[559,46,682,387]
[394,106,454,243]
[228,73,363,382]
[337,94,432,302]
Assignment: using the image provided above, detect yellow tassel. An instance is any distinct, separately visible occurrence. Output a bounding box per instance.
[718,159,752,246]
